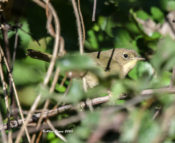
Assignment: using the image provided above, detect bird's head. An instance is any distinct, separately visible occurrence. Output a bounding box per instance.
[114,48,144,77]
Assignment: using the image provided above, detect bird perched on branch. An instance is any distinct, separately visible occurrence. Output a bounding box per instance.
[27,48,144,88]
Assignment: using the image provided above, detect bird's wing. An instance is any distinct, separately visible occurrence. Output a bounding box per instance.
[87,50,113,70]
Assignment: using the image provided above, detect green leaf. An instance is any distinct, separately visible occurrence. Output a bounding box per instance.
[125,22,140,34]
[136,10,152,20]
[128,62,154,80]
[13,59,45,85]
[18,20,32,47]
[55,85,66,93]
[151,36,175,72]
[114,29,137,50]
[27,36,52,52]
[98,16,107,31]
[18,85,38,106]
[160,0,175,11]
[151,6,164,23]
[121,110,160,143]
[86,30,99,49]
[67,79,84,103]
[56,53,103,78]
[105,17,116,37]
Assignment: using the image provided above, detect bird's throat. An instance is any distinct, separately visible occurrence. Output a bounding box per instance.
[122,60,137,77]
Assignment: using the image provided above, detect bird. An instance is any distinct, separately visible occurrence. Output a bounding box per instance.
[84,48,144,88]
[27,48,144,88]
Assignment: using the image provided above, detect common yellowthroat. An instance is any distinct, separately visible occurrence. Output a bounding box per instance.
[27,48,144,87]
[84,48,144,87]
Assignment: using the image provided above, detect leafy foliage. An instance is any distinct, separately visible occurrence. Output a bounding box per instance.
[1,0,175,143]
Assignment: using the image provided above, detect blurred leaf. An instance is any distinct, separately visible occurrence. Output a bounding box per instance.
[158,93,175,107]
[159,71,171,87]
[92,24,100,32]
[151,6,164,23]
[67,135,83,143]
[98,16,107,31]
[128,61,154,80]
[138,116,160,143]
[125,22,140,34]
[121,110,160,143]
[111,81,126,101]
[27,36,52,52]
[56,53,103,78]
[18,85,38,106]
[130,9,161,41]
[47,132,62,143]
[13,59,45,85]
[66,79,84,103]
[82,111,100,128]
[47,132,55,140]
[85,30,99,49]
[114,29,137,50]
[105,17,116,37]
[55,85,66,93]
[18,20,32,47]
[111,81,125,103]
[136,10,152,20]
[148,32,161,40]
[151,36,175,72]
[76,127,90,139]
[160,0,175,11]
[169,117,175,136]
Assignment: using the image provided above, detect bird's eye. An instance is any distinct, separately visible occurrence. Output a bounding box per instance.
[123,53,128,58]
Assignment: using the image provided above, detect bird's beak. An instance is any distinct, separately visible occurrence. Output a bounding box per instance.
[135,57,145,61]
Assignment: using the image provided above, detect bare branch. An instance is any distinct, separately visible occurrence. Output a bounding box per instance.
[2,86,175,131]
[0,112,7,143]
[71,0,84,54]
[15,1,61,142]
[92,0,97,21]
[0,45,31,142]
[47,119,67,142]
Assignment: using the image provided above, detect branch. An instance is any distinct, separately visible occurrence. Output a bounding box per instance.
[0,45,31,142]
[0,96,110,130]
[92,0,97,21]
[15,1,61,142]
[2,86,175,131]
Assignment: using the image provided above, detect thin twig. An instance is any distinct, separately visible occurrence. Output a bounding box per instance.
[71,0,84,54]
[15,1,60,142]
[0,112,7,143]
[1,23,11,65]
[0,46,31,142]
[77,0,86,44]
[13,114,84,138]
[0,54,9,111]
[32,35,64,143]
[1,96,110,130]
[10,28,19,113]
[43,1,60,85]
[11,29,18,75]
[2,86,175,131]
[92,0,97,21]
[71,0,87,91]
[50,68,60,92]
[47,119,67,142]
